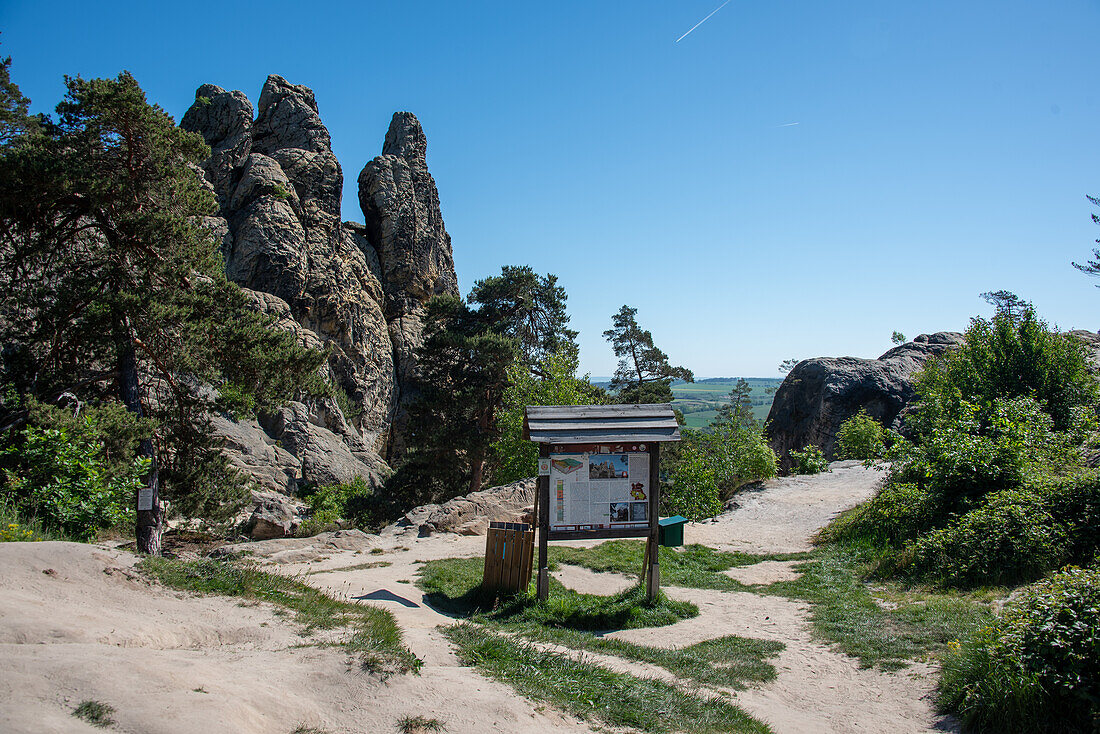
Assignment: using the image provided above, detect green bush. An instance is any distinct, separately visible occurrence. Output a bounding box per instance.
[789,444,828,475]
[938,565,1100,732]
[889,396,1079,510]
[663,443,722,522]
[827,482,942,548]
[910,488,1067,587]
[297,476,373,536]
[1,421,148,540]
[706,423,778,493]
[1042,472,1100,567]
[913,306,1098,434]
[835,409,885,460]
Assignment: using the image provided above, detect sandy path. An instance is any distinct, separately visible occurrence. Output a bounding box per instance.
[1,460,957,733]
[0,542,595,734]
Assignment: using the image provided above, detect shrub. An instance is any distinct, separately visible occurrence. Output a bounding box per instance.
[889,396,1079,509]
[913,306,1098,434]
[789,444,828,475]
[910,488,1067,587]
[938,566,1100,732]
[827,482,942,548]
[297,476,373,536]
[1,421,148,540]
[663,442,722,522]
[835,409,885,460]
[707,423,778,493]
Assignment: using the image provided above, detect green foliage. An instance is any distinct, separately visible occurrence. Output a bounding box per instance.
[714,378,755,428]
[835,409,885,460]
[911,487,1068,587]
[443,623,770,734]
[1,419,148,540]
[468,265,578,368]
[73,700,115,728]
[297,476,373,536]
[662,422,777,521]
[825,482,943,548]
[789,444,828,475]
[663,441,722,521]
[891,331,906,345]
[140,555,419,674]
[603,305,693,403]
[0,70,327,538]
[390,294,516,506]
[912,304,1097,434]
[488,348,604,485]
[938,566,1100,732]
[1072,193,1100,284]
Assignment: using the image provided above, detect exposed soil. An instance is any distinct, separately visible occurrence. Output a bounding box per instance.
[0,460,959,733]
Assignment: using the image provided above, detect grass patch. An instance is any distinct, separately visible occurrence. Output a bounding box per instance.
[396,714,446,732]
[762,547,995,669]
[445,623,770,734]
[513,625,783,690]
[417,555,697,630]
[306,560,391,575]
[139,556,419,675]
[550,540,808,592]
[73,700,115,728]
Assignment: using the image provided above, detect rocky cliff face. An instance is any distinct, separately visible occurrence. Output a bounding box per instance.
[180,76,458,533]
[765,333,964,468]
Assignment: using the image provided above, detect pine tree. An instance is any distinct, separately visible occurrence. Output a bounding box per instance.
[0,71,326,552]
[603,305,693,403]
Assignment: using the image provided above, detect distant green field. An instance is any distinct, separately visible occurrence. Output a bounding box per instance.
[671,377,782,430]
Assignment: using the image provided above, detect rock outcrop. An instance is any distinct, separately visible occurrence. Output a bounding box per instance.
[766,333,964,468]
[180,76,458,537]
[358,112,460,457]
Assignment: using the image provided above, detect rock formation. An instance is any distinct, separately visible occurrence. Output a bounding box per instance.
[766,333,964,468]
[180,76,458,536]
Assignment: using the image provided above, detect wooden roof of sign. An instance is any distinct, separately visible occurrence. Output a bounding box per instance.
[523,404,681,444]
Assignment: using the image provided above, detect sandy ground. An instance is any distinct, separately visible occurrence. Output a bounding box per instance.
[0,460,959,733]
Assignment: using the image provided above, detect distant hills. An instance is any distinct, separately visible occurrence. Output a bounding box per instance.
[588,377,784,430]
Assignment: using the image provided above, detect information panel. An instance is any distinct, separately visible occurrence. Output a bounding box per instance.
[548,446,650,532]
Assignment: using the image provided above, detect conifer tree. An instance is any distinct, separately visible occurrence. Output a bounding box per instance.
[0,71,326,552]
[603,305,693,403]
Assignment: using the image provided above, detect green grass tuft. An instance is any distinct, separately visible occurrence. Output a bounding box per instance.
[395,714,446,732]
[139,556,420,675]
[762,548,994,669]
[445,623,771,733]
[73,700,115,728]
[416,555,697,630]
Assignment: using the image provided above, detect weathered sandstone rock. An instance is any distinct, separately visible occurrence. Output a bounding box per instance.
[181,77,459,505]
[766,333,964,467]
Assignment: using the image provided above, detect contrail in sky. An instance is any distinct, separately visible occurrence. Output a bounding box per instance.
[675,0,732,43]
[777,122,800,127]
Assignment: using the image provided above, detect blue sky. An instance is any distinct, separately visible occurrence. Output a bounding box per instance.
[4,1,1099,377]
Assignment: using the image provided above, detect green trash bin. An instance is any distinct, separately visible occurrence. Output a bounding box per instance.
[658,516,688,547]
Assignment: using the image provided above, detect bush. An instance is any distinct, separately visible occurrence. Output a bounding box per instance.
[913,306,1098,434]
[939,566,1100,732]
[827,482,942,548]
[1,421,148,540]
[889,396,1079,510]
[835,409,885,460]
[910,488,1067,587]
[297,476,373,536]
[663,443,722,522]
[789,444,828,475]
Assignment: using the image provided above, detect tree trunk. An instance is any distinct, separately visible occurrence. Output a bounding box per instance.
[468,442,485,496]
[117,333,161,555]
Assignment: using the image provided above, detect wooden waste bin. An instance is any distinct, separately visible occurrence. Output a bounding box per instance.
[482,521,534,593]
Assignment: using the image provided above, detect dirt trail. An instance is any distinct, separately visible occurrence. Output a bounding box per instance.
[0,461,958,733]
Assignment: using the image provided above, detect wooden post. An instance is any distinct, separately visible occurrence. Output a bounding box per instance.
[537,443,550,601]
[646,444,661,601]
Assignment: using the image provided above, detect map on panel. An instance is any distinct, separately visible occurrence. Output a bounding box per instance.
[548,450,650,532]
